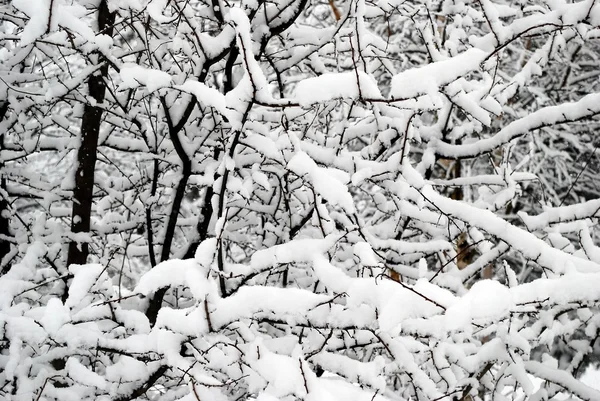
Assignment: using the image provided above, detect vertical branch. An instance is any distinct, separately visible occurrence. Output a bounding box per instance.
[157,96,193,263]
[0,102,12,275]
[46,0,56,35]
[145,97,192,326]
[183,148,221,259]
[67,0,115,268]
[146,159,159,268]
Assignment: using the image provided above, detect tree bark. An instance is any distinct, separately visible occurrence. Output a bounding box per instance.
[0,102,12,275]
[67,0,115,267]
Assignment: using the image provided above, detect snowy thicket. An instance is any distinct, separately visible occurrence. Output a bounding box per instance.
[1,0,600,400]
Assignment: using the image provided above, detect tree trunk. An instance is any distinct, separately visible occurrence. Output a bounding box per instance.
[0,102,12,275]
[67,0,115,267]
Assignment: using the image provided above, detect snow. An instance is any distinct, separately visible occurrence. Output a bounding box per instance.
[353,242,380,266]
[310,353,386,391]
[104,356,150,382]
[154,307,209,336]
[434,93,600,159]
[41,298,71,335]
[147,0,175,23]
[314,378,394,401]
[66,264,106,308]
[177,80,229,116]
[390,48,487,98]
[228,8,271,103]
[67,357,108,389]
[420,184,600,274]
[294,72,381,106]
[526,361,600,401]
[194,237,217,270]
[431,172,537,187]
[247,343,307,398]
[287,151,355,214]
[251,236,338,270]
[13,0,55,45]
[135,258,214,300]
[14,0,114,50]
[214,285,330,328]
[580,366,600,392]
[119,64,172,92]
[520,199,600,231]
[113,308,150,334]
[378,331,442,400]
[445,280,513,331]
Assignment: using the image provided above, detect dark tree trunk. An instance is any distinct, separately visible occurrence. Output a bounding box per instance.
[0,102,12,275]
[0,174,10,275]
[67,0,115,267]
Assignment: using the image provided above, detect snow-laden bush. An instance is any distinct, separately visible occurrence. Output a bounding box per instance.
[1,0,600,400]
